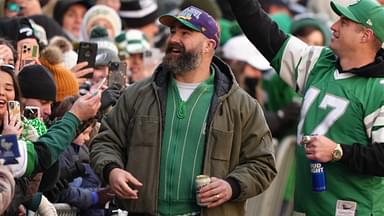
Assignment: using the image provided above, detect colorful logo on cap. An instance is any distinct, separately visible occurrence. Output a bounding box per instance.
[161,6,220,47]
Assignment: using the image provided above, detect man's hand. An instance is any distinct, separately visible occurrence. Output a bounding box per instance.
[198,177,232,208]
[304,135,338,163]
[69,92,101,122]
[109,168,143,199]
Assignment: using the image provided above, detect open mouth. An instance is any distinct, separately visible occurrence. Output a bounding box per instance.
[0,99,7,109]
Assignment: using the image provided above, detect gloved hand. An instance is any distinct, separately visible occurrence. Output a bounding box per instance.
[97,187,116,207]
[44,177,69,201]
[100,84,122,110]
[37,195,57,216]
[277,102,301,125]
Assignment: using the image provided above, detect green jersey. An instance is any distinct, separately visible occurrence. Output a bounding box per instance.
[271,36,384,215]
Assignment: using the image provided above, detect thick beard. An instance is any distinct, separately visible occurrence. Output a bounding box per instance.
[162,44,202,75]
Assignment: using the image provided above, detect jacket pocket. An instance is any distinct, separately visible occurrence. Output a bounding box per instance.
[210,128,234,177]
[128,115,160,147]
[211,128,234,161]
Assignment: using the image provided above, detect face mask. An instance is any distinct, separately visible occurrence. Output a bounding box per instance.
[244,77,259,98]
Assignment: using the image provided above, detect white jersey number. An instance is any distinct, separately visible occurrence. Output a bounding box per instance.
[298,87,349,139]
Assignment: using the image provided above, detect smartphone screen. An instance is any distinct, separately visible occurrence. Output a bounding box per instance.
[23,106,40,120]
[7,101,21,122]
[77,42,98,79]
[108,61,127,87]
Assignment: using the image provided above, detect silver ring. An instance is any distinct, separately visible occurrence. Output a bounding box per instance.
[216,194,220,199]
[302,135,312,144]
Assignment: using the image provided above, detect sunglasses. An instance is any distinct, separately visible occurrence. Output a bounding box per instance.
[0,64,15,74]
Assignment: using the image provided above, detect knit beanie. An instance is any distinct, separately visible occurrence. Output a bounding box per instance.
[49,36,78,69]
[80,5,122,41]
[291,13,331,46]
[115,29,150,58]
[17,64,56,102]
[53,0,93,26]
[89,26,119,66]
[120,0,159,28]
[39,46,79,102]
[17,18,37,42]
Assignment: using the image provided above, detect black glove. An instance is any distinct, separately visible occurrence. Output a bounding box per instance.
[44,178,69,202]
[100,84,122,110]
[277,102,301,124]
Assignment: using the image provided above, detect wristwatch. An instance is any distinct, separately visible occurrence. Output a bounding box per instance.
[332,144,343,161]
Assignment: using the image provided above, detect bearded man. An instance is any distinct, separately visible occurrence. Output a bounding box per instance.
[90,6,276,216]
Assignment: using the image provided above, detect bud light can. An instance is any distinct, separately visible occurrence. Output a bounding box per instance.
[310,161,326,192]
[302,135,326,192]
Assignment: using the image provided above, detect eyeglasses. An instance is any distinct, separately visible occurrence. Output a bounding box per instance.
[6,2,20,13]
[0,64,15,74]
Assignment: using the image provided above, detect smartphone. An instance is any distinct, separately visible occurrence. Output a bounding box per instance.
[92,77,107,96]
[23,106,40,120]
[7,100,21,122]
[77,42,98,79]
[108,61,127,87]
[19,42,39,70]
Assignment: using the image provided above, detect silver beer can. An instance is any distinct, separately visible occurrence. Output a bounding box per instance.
[195,175,211,206]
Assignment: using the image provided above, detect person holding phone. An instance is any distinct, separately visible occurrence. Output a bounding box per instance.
[89,26,119,88]
[15,18,40,73]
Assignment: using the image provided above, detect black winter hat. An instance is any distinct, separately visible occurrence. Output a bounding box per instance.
[17,64,56,102]
[17,18,37,42]
[120,0,159,28]
[53,0,93,26]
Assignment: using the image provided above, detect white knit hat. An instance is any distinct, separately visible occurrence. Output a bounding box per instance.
[222,35,271,71]
[115,29,150,57]
[80,5,122,41]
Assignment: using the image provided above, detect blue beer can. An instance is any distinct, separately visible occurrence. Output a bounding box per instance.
[310,161,326,192]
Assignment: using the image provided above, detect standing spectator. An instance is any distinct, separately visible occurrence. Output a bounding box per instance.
[119,0,160,44]
[89,26,119,85]
[90,6,276,216]
[0,38,16,66]
[227,0,384,215]
[115,29,152,83]
[80,5,122,41]
[53,0,93,41]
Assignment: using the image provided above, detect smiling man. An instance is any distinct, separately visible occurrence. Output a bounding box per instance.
[227,0,384,215]
[90,6,276,216]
